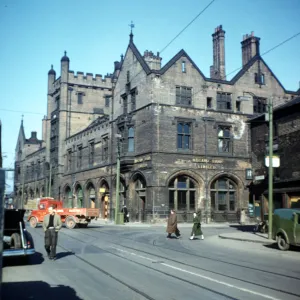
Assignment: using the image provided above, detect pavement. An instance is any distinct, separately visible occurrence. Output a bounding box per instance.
[218,231,274,244]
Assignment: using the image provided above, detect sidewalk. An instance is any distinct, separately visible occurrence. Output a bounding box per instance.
[218,231,274,244]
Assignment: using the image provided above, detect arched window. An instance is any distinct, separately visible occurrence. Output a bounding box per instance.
[168,175,197,211]
[210,177,236,211]
[65,186,72,208]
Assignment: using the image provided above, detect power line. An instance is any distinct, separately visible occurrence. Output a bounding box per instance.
[160,0,216,54]
[0,108,44,115]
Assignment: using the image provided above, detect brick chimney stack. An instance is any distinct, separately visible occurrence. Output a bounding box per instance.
[241,31,260,66]
[210,25,226,80]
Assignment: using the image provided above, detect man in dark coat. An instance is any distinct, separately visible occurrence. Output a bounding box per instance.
[43,207,62,260]
[166,209,181,238]
[121,205,129,223]
[190,210,204,240]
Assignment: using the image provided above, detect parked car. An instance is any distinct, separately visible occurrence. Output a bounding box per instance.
[3,209,35,261]
[272,208,300,251]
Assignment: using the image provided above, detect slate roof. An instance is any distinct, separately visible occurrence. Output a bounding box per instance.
[126,34,299,95]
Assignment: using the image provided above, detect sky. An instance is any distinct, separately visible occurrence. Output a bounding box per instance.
[0,0,299,193]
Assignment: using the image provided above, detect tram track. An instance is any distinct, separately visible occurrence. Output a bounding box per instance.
[59,228,300,299]
[74,227,300,281]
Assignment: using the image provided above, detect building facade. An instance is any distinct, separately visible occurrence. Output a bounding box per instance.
[249,96,300,218]
[14,26,299,222]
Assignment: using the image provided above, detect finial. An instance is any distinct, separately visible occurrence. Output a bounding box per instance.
[51,64,53,69]
[129,21,134,42]
[64,51,67,56]
[21,114,24,125]
[121,54,124,61]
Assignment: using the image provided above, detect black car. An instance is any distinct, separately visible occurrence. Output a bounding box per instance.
[3,209,35,260]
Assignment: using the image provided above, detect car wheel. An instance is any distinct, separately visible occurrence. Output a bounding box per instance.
[65,217,77,229]
[277,234,290,251]
[29,217,38,228]
[11,233,22,249]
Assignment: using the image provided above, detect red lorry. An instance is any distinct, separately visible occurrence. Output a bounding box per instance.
[27,198,100,229]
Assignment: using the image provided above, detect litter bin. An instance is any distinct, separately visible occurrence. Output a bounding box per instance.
[116,212,124,225]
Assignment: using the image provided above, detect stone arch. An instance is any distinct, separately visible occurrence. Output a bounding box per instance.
[167,170,202,215]
[63,184,72,208]
[128,171,148,222]
[209,172,243,222]
[85,180,96,208]
[97,178,110,219]
[74,183,83,208]
[166,169,205,188]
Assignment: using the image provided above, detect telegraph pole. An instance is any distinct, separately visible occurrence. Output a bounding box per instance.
[268,98,273,240]
[115,135,121,224]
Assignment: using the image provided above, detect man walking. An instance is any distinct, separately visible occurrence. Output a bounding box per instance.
[166,209,181,238]
[43,206,62,260]
[121,205,129,223]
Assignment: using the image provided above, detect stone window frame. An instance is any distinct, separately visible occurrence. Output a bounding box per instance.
[121,93,128,115]
[216,92,232,111]
[176,85,192,106]
[104,95,110,107]
[102,135,109,161]
[77,144,83,169]
[210,177,237,212]
[128,127,135,152]
[253,97,267,113]
[217,125,233,155]
[130,88,137,111]
[176,118,194,151]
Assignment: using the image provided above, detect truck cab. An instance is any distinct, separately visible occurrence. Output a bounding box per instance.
[272,208,300,250]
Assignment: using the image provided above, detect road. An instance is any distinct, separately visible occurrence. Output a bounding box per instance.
[2,223,300,300]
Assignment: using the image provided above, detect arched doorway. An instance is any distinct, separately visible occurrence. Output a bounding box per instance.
[99,181,109,219]
[133,174,146,222]
[86,182,96,208]
[64,186,73,208]
[168,175,197,212]
[210,176,237,221]
[75,185,83,208]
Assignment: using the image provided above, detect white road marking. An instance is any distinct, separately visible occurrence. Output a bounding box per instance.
[111,247,282,300]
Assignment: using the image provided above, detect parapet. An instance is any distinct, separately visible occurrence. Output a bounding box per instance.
[68,71,113,89]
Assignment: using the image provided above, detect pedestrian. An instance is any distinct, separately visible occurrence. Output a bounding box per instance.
[190,210,204,240]
[43,206,62,260]
[166,209,181,238]
[121,205,129,223]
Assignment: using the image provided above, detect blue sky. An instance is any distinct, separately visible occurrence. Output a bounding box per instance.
[1,0,299,192]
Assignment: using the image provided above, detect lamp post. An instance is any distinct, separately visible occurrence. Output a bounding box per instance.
[115,134,121,224]
[267,97,273,240]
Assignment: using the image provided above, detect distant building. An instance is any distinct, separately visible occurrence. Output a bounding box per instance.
[249,96,300,218]
[14,26,299,222]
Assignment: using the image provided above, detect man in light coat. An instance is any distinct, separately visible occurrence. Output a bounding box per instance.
[43,206,62,260]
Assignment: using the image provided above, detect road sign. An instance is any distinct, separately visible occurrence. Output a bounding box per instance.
[265,156,280,168]
[255,175,265,181]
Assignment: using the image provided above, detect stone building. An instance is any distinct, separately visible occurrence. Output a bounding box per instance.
[14,26,299,222]
[249,96,300,218]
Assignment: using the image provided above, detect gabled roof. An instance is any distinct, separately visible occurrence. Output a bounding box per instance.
[159,49,206,79]
[123,34,298,95]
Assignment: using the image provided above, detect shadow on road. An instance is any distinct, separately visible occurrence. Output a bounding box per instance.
[230,225,256,232]
[2,281,83,300]
[263,243,300,252]
[55,251,75,260]
[3,252,44,267]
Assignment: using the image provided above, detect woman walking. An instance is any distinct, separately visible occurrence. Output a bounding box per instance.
[190,210,204,240]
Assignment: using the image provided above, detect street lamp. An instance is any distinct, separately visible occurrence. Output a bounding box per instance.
[115,134,122,224]
[266,97,274,240]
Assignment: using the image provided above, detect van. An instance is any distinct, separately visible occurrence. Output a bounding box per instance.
[272,208,300,251]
